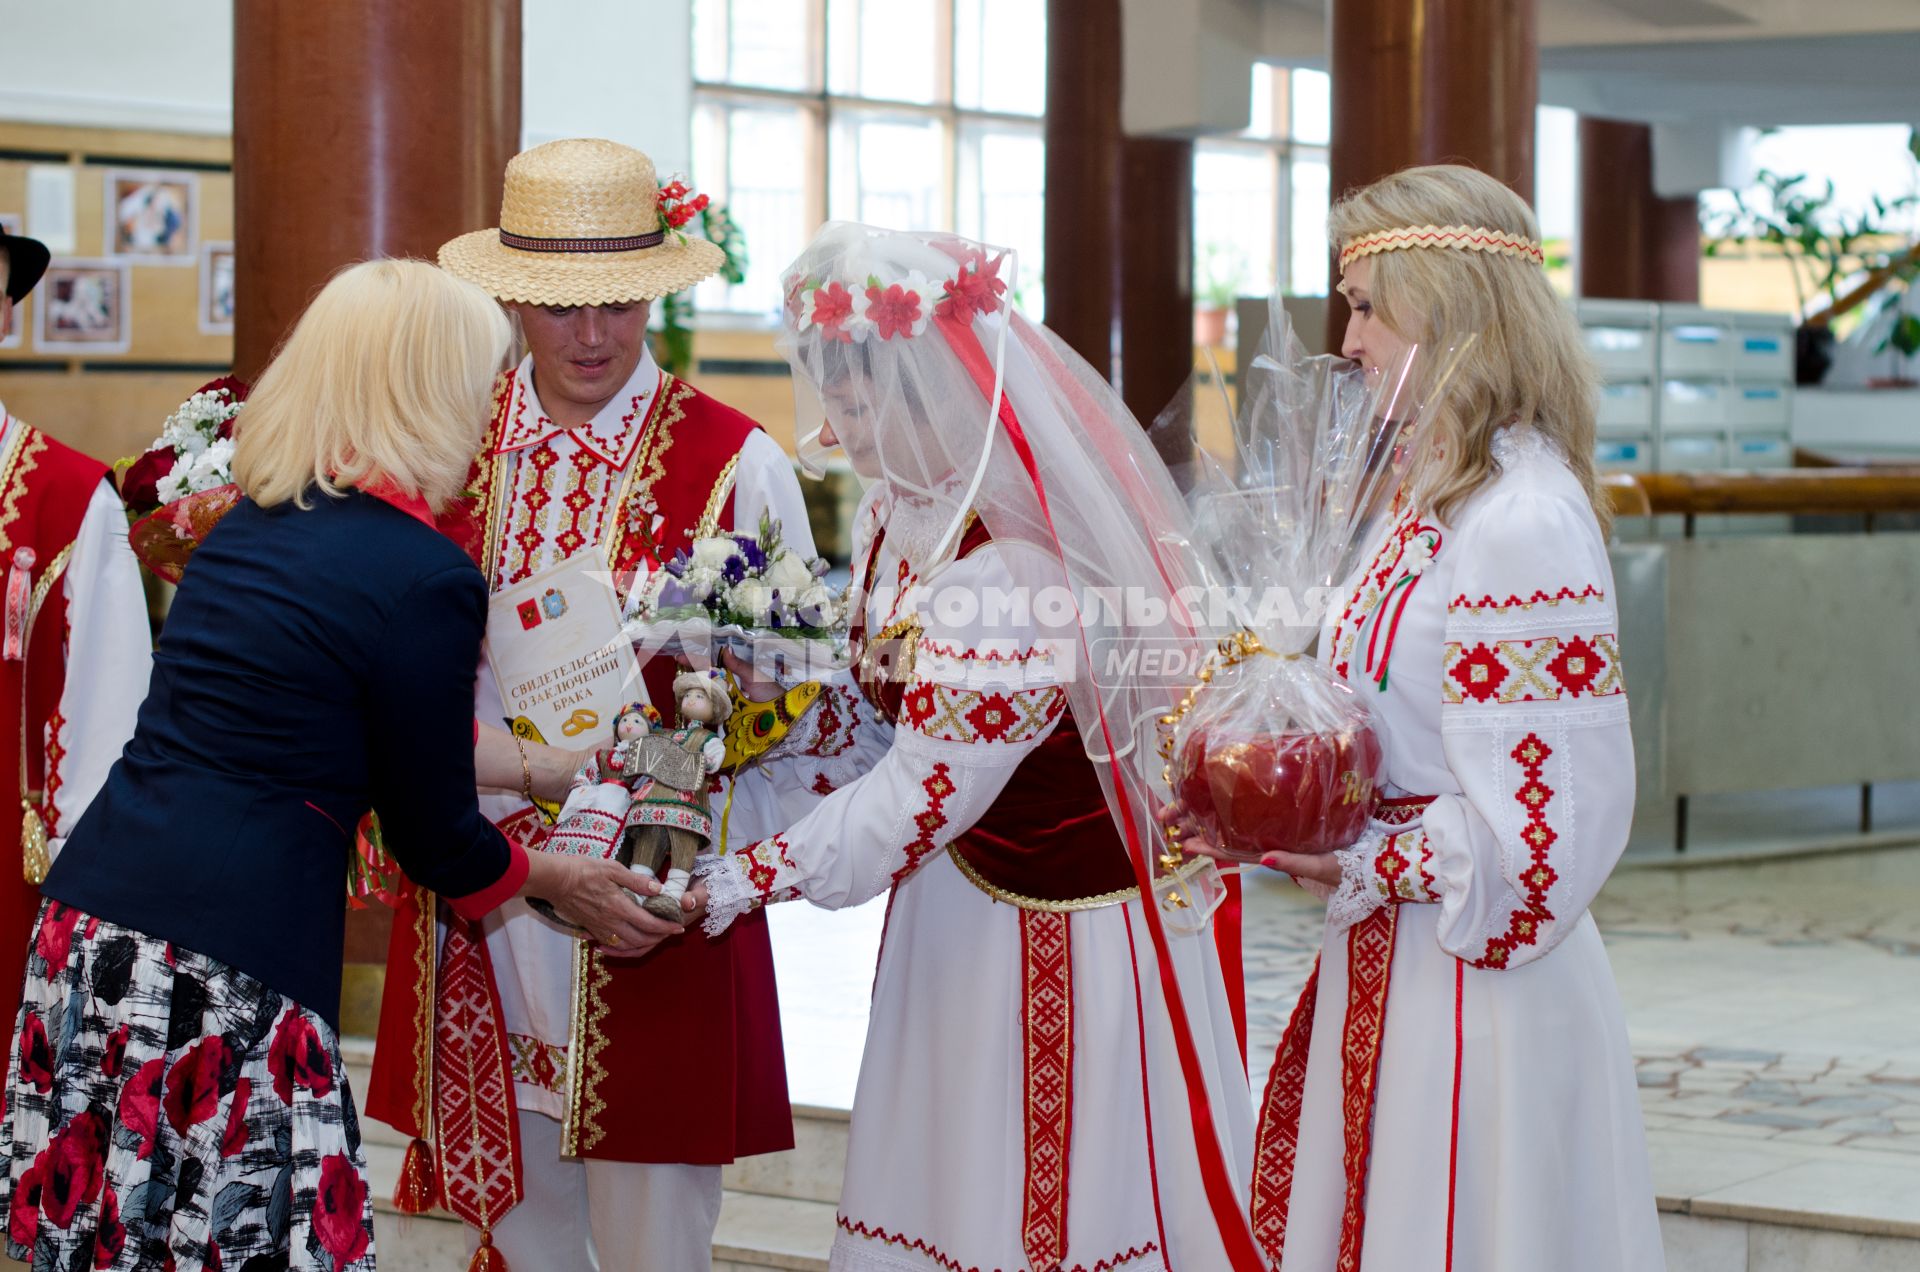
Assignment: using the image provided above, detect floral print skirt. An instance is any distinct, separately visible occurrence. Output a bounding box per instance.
[0,901,375,1271]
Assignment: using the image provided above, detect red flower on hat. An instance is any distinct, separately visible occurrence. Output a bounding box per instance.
[809,282,857,343]
[936,251,1008,324]
[866,282,925,341]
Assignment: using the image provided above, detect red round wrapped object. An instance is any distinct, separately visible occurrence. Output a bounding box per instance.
[126,483,243,584]
[1166,650,1383,862]
[1174,721,1382,861]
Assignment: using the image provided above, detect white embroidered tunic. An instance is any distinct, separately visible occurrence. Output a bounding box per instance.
[1273,429,1663,1272]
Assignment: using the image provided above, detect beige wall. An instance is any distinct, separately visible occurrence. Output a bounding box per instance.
[0,122,234,466]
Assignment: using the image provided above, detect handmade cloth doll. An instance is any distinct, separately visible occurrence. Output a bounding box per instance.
[622,669,730,921]
[527,703,656,926]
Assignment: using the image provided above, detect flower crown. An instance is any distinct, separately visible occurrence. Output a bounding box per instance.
[1337,224,1544,270]
[783,246,1008,343]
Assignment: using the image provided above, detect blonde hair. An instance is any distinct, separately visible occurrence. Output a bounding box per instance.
[1329,165,1611,536]
[233,259,510,511]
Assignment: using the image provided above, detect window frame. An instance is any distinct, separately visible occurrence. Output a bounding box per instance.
[691,0,1045,320]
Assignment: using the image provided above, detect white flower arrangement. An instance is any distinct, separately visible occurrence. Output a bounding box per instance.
[626,512,844,656]
[150,387,243,504]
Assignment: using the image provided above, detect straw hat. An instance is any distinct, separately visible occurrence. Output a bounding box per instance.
[439,139,724,306]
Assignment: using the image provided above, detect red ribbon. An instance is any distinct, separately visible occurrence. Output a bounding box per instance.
[934,312,1266,1270]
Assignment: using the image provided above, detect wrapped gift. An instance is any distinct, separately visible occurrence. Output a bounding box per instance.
[1158,307,1463,862]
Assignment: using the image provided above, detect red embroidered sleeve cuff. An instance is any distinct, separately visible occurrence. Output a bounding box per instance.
[1372,829,1440,905]
[444,836,531,921]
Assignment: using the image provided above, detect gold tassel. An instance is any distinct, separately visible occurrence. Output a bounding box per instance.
[392,1136,440,1215]
[467,1230,509,1271]
[21,802,48,886]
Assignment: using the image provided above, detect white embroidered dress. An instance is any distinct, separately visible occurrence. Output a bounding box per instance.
[1267,430,1662,1272]
[705,485,1253,1272]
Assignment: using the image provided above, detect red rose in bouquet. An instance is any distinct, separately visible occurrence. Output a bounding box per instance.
[119,376,250,581]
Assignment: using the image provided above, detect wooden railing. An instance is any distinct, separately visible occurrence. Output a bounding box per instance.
[1604,469,1920,521]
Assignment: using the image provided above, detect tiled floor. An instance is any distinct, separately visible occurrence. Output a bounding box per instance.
[769,831,1920,1234]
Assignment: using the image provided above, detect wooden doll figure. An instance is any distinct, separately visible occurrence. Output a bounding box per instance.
[622,669,731,921]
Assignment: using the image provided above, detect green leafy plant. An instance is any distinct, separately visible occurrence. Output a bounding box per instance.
[1704,164,1918,321]
[654,202,749,378]
[1197,241,1248,310]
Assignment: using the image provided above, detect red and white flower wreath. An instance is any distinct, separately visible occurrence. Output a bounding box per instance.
[783,247,1010,344]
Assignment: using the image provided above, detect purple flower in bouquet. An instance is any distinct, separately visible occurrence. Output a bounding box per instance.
[732,534,769,573]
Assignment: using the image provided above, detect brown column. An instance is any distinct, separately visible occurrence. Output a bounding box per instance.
[1044,0,1124,378]
[233,0,521,380]
[1577,117,1701,303]
[1117,136,1194,430]
[1327,0,1539,348]
[233,0,520,1030]
[1044,0,1194,425]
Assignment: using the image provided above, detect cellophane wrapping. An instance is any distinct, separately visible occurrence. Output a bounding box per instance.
[1165,305,1457,860]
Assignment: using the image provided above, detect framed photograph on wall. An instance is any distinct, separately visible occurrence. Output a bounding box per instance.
[199,240,234,334]
[0,213,21,350]
[103,168,198,263]
[34,259,131,356]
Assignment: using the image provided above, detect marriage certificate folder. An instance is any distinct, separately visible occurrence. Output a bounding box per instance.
[485,549,643,746]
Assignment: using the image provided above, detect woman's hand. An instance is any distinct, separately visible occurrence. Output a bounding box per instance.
[1154,800,1343,886]
[531,744,596,804]
[521,852,684,955]
[1257,848,1342,887]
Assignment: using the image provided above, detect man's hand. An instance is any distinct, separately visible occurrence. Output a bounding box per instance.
[721,648,783,702]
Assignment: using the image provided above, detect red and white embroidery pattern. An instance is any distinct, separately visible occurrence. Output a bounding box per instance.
[1449,584,1604,614]
[507,1033,566,1094]
[1442,633,1624,704]
[503,441,561,585]
[1372,830,1438,905]
[1020,910,1074,1272]
[805,685,860,759]
[835,1216,1158,1272]
[737,833,798,897]
[1474,732,1557,970]
[1330,507,1422,681]
[433,921,524,1233]
[41,709,66,838]
[892,762,957,883]
[1251,958,1320,1262]
[1337,907,1399,1272]
[899,681,1066,745]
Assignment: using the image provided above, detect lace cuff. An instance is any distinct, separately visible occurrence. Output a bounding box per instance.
[696,854,758,938]
[1324,827,1389,933]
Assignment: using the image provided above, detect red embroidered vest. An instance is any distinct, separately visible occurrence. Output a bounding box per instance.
[0,415,111,1028]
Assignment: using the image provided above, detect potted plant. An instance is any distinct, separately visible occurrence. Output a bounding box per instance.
[1871,299,1920,388]
[1195,242,1246,347]
[1704,141,1920,384]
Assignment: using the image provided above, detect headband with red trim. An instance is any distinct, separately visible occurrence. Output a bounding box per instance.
[1338,224,1545,270]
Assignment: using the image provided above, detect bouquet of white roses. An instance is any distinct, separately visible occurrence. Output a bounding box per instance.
[625,512,847,670]
[118,376,249,583]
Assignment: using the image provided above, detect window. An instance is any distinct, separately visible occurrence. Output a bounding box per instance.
[1193,63,1333,304]
[693,0,1048,320]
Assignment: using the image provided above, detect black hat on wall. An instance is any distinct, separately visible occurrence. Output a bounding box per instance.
[0,226,51,302]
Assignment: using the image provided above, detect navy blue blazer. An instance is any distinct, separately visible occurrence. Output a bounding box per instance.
[46,487,526,1027]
